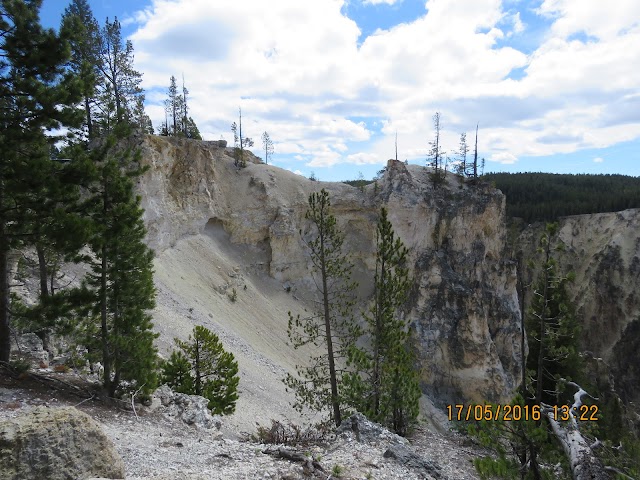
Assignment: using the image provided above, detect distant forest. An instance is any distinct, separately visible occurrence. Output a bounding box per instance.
[483,173,640,223]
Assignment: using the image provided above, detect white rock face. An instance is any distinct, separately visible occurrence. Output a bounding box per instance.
[135,135,522,408]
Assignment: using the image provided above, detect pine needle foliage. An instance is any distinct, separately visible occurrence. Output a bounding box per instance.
[284,189,359,427]
[346,207,420,436]
[80,132,158,397]
[0,0,84,362]
[162,325,239,415]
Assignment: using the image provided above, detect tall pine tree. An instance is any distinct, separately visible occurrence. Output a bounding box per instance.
[348,207,420,435]
[284,189,360,426]
[0,0,83,361]
[81,134,158,396]
[61,0,101,139]
[526,222,582,406]
[96,17,144,132]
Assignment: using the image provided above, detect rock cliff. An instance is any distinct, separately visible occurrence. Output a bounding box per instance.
[518,210,640,406]
[135,135,522,414]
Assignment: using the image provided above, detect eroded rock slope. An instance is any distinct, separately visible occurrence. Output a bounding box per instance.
[135,135,522,415]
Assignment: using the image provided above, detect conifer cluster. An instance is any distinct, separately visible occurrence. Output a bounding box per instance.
[285,190,420,435]
[1,0,158,398]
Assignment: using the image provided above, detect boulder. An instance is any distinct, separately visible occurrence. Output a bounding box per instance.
[148,385,222,430]
[383,443,443,479]
[0,406,125,480]
[336,413,408,446]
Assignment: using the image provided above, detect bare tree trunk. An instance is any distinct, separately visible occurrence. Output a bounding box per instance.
[0,245,10,363]
[320,219,341,427]
[544,383,610,480]
[36,243,51,352]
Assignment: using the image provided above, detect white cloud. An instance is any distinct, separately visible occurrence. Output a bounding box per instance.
[346,152,382,165]
[127,0,640,174]
[537,0,640,40]
[510,12,525,34]
[490,152,518,164]
[593,157,604,163]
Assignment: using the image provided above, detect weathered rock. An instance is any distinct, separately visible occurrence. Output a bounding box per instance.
[518,209,640,407]
[9,332,48,367]
[384,443,443,479]
[148,385,222,430]
[0,406,125,480]
[336,413,408,446]
[136,136,523,406]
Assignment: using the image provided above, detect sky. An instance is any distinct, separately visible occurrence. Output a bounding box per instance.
[40,0,640,181]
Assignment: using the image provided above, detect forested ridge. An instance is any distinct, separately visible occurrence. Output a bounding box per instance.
[484,172,640,222]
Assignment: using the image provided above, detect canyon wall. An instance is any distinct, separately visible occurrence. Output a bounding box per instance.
[518,210,640,406]
[136,135,523,406]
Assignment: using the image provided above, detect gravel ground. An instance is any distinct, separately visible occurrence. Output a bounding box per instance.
[0,379,482,480]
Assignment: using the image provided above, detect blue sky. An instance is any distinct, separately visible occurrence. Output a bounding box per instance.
[41,0,640,181]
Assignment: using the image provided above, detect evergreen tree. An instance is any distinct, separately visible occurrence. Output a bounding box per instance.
[184,116,202,140]
[348,207,420,435]
[161,350,194,394]
[12,148,94,352]
[261,131,274,164]
[454,132,468,177]
[231,107,253,168]
[0,0,83,362]
[162,325,239,415]
[132,95,153,134]
[165,75,181,135]
[81,134,158,397]
[284,189,359,426]
[161,75,200,138]
[96,17,144,132]
[526,223,582,406]
[427,112,445,183]
[61,0,101,139]
[471,224,584,479]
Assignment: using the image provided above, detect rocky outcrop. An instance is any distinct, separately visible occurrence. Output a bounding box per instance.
[337,413,444,479]
[518,209,640,406]
[10,333,48,368]
[147,385,223,431]
[0,406,125,480]
[135,135,522,406]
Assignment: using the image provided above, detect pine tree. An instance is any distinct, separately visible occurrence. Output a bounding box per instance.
[162,325,239,415]
[132,95,153,134]
[161,350,194,394]
[96,17,144,132]
[261,131,274,164]
[231,107,253,168]
[284,189,359,426]
[12,148,94,352]
[526,223,582,406]
[61,0,101,139]
[0,0,83,362]
[81,134,158,397]
[348,207,420,435]
[161,75,200,138]
[427,112,445,184]
[454,132,468,177]
[184,116,202,140]
[165,75,180,135]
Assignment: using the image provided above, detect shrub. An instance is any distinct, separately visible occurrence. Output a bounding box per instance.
[161,325,239,415]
